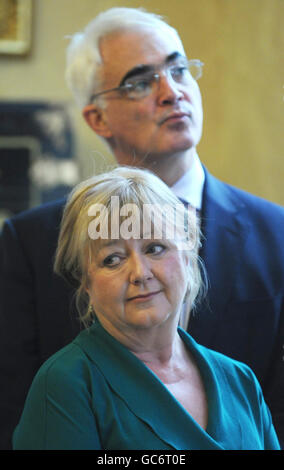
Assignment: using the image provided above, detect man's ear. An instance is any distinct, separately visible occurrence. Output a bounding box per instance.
[82,105,113,138]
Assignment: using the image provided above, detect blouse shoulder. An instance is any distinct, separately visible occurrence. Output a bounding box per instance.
[31,339,99,395]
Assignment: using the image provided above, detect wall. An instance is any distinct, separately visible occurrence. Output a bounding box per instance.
[1,0,283,205]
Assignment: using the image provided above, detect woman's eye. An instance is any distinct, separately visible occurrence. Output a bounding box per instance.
[103,254,121,267]
[146,243,166,255]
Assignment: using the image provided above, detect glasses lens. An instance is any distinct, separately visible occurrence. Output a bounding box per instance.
[188,60,203,80]
[119,60,203,101]
[124,74,155,99]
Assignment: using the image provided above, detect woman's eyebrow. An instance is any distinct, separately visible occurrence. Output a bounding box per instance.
[119,51,187,86]
[97,240,121,251]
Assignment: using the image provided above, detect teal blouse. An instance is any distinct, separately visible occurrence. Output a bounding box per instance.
[13,321,280,450]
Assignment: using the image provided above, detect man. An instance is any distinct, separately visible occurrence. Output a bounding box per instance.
[0,8,283,449]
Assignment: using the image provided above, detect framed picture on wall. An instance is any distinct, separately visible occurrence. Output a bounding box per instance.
[0,0,32,54]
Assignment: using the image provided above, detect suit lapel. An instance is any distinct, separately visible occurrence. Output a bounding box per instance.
[189,169,249,347]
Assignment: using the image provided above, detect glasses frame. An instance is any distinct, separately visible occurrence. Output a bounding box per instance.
[90,59,204,103]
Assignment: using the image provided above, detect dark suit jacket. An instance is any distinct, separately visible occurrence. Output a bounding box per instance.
[0,168,283,449]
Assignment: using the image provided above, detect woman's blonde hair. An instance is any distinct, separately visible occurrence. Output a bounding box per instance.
[54,166,206,327]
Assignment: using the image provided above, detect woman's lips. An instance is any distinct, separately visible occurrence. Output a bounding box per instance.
[127,291,161,302]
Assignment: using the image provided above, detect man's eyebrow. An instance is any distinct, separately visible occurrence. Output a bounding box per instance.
[119,51,187,86]
[119,64,154,86]
[165,51,187,64]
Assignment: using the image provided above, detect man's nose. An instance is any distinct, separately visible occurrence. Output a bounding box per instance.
[156,72,184,105]
[129,254,153,285]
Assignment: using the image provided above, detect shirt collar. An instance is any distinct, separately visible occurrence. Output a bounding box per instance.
[170,154,205,210]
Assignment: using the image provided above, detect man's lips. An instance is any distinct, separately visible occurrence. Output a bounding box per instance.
[159,111,192,125]
[127,290,162,301]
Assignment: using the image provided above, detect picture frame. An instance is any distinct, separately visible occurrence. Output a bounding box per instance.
[0,0,32,55]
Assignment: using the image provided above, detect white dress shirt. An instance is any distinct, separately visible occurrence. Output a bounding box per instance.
[170,154,205,329]
[170,154,205,210]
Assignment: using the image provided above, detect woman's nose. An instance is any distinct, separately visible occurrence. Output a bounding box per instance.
[129,254,153,285]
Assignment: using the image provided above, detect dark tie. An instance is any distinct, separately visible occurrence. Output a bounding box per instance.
[178,198,201,217]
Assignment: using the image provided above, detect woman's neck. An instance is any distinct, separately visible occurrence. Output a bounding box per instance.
[131,330,182,367]
[98,313,181,366]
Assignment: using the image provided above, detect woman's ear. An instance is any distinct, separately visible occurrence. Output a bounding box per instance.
[82,105,113,138]
[84,275,91,296]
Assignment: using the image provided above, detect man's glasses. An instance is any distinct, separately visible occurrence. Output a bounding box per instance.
[90,59,204,103]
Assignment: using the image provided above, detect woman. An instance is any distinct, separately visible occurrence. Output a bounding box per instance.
[13,167,280,450]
